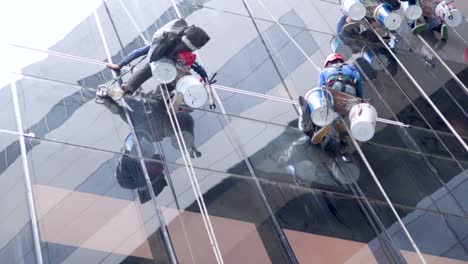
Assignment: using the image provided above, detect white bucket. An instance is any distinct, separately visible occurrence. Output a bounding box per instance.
[401,2,422,20]
[305,88,335,127]
[176,75,208,108]
[374,4,402,30]
[436,2,462,28]
[341,0,366,21]
[349,103,377,142]
[150,58,177,84]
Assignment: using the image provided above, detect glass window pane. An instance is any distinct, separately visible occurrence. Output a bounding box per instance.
[14,75,130,154]
[0,133,37,264]
[0,85,18,151]
[25,137,175,264]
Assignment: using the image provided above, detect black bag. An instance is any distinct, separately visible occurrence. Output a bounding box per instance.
[148,19,210,62]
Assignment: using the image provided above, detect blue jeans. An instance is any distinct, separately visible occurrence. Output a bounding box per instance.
[118,45,150,68]
[408,16,442,31]
[336,15,347,36]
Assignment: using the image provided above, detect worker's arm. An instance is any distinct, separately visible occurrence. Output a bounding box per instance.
[191,62,209,82]
[352,66,363,98]
[108,45,150,70]
[336,15,347,35]
[118,45,150,68]
[317,70,327,87]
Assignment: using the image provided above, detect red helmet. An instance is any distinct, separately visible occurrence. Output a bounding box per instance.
[324,53,345,67]
[176,51,197,66]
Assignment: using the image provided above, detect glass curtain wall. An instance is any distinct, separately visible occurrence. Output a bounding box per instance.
[2,0,467,263]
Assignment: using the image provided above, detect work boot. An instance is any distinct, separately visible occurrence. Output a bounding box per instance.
[298,96,313,132]
[298,96,307,131]
[412,23,428,35]
[441,24,448,41]
[311,124,333,144]
[298,96,308,114]
[107,85,129,101]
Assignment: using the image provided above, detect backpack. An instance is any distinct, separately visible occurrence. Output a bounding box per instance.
[148,19,189,63]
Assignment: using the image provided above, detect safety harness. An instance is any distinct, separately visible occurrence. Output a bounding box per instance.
[326,63,355,86]
[325,63,356,94]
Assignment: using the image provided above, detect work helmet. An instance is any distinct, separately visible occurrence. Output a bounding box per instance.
[176,51,197,67]
[324,53,345,67]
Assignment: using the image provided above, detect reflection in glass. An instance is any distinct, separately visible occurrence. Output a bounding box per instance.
[0,133,37,264]
[25,137,173,264]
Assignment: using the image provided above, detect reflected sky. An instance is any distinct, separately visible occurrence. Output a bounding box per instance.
[1,0,102,87]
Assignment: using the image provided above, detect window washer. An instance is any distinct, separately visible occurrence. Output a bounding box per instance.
[407,0,451,41]
[409,16,448,40]
[336,11,396,51]
[116,137,168,204]
[106,47,209,86]
[298,53,363,145]
[102,18,211,102]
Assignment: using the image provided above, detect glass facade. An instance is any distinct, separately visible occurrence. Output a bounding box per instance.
[2,0,467,263]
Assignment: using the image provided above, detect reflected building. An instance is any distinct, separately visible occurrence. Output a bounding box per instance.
[1,0,468,263]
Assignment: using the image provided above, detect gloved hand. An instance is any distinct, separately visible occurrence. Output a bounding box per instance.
[106,63,121,70]
[199,73,217,85]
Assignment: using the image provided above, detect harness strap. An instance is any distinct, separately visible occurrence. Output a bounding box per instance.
[325,63,355,87]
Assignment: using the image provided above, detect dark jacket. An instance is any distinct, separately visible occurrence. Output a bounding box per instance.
[147,18,210,63]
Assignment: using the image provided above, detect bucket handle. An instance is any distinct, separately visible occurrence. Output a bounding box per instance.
[205,84,216,109]
[356,104,363,116]
[203,73,217,110]
[441,0,455,20]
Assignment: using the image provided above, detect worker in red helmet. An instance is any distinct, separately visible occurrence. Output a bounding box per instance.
[298,52,362,145]
[107,48,205,78]
[103,18,210,101]
[319,53,362,98]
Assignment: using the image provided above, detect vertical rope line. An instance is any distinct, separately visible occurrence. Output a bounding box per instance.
[247,0,321,72]
[141,100,198,264]
[94,9,178,263]
[10,79,44,264]
[241,0,299,115]
[117,0,149,43]
[175,1,301,261]
[210,85,301,264]
[158,83,224,264]
[101,3,199,261]
[341,116,428,264]
[147,2,225,262]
